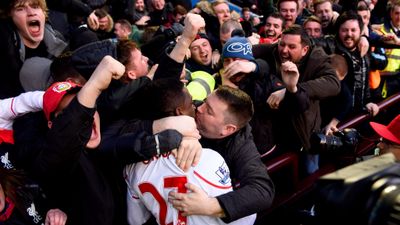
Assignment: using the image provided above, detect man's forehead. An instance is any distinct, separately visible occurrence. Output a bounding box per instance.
[392,5,400,13]
[281,34,301,42]
[131,48,142,57]
[357,10,370,19]
[340,19,359,28]
[190,39,209,48]
[305,21,321,28]
[13,0,39,7]
[214,3,229,11]
[207,93,226,108]
[267,17,283,25]
[224,57,247,62]
[280,1,297,9]
[316,1,331,11]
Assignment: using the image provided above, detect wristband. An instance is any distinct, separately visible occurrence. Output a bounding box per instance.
[155,134,160,155]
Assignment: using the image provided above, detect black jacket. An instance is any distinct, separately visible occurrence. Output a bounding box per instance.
[237,59,278,154]
[200,124,275,222]
[28,99,114,225]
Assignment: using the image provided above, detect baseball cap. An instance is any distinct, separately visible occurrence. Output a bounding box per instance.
[43,81,81,121]
[370,115,400,145]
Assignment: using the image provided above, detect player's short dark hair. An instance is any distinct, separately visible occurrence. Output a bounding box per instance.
[140,78,186,120]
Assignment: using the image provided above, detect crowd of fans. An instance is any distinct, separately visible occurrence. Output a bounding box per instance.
[0,0,400,224]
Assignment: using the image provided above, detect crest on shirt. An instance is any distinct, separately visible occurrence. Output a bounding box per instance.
[215,162,230,185]
[1,152,13,169]
[27,202,42,223]
[52,83,72,93]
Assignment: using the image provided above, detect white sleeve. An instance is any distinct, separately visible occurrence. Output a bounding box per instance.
[0,91,44,130]
[126,189,151,225]
[226,214,257,225]
[125,165,151,225]
[193,148,232,197]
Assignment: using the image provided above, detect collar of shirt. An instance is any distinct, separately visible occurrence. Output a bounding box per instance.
[390,21,400,33]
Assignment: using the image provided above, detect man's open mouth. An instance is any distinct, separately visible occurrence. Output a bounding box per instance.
[28,20,41,36]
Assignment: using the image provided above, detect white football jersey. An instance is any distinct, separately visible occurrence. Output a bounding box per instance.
[124,148,256,225]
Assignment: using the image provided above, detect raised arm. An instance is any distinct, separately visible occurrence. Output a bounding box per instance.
[0,91,44,130]
[77,56,125,108]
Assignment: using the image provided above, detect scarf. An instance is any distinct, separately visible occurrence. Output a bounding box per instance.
[0,197,15,221]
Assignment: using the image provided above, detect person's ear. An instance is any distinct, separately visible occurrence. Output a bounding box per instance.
[301,45,309,57]
[221,124,237,137]
[47,121,52,129]
[175,107,184,116]
[126,70,137,80]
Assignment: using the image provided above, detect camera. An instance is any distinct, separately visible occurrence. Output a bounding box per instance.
[310,128,360,154]
[312,154,400,225]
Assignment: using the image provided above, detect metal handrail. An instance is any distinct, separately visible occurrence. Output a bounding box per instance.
[338,93,400,130]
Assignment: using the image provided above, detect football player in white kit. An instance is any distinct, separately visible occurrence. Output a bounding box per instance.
[124,79,256,225]
[125,148,255,225]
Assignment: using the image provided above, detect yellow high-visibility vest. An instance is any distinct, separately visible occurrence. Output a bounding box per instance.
[379,26,400,76]
[186,71,216,101]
